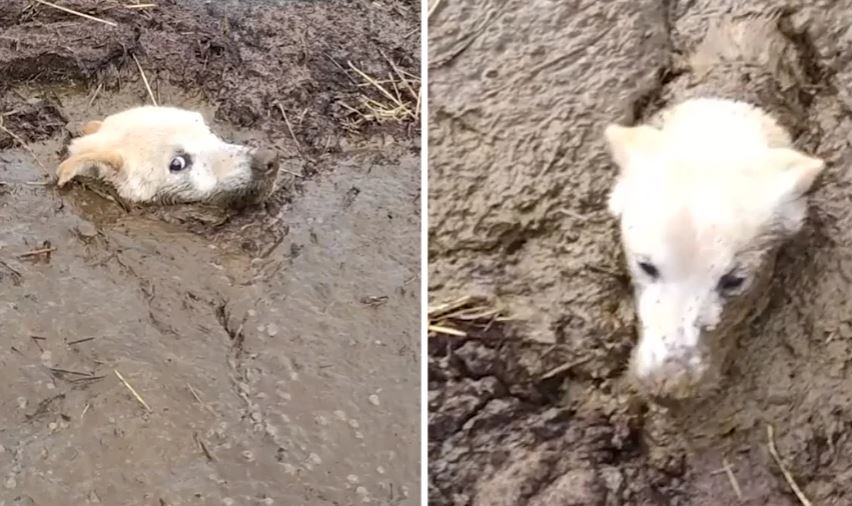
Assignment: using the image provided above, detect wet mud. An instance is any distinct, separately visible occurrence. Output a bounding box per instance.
[429,1,852,504]
[0,1,419,505]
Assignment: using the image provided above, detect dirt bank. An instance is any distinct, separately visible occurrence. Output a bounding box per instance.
[0,1,420,504]
[429,0,852,504]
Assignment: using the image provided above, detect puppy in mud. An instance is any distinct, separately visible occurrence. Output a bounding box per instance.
[56,106,279,206]
[604,15,824,400]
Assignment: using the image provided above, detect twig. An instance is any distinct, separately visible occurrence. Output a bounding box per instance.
[125,3,157,8]
[132,54,158,106]
[80,402,90,420]
[767,425,813,506]
[34,0,117,26]
[114,369,152,412]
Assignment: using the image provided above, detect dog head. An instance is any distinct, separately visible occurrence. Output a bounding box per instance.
[57,106,279,206]
[604,122,823,398]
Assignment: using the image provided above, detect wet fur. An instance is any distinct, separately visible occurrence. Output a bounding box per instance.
[604,16,825,399]
[57,106,278,206]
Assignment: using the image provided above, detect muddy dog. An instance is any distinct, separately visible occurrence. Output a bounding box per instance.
[56,106,279,206]
[603,15,825,400]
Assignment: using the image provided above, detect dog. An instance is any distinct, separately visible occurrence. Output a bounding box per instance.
[56,106,279,206]
[605,96,823,399]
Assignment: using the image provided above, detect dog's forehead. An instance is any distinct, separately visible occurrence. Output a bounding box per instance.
[621,182,747,273]
[107,107,212,137]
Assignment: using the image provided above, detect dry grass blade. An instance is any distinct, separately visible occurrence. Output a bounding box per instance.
[540,357,591,381]
[132,54,158,106]
[194,432,216,461]
[88,82,104,106]
[114,369,152,412]
[349,62,406,109]
[125,3,157,8]
[721,458,743,501]
[275,103,301,150]
[18,247,56,258]
[767,425,813,506]
[380,49,419,105]
[34,0,117,26]
[428,295,511,338]
[344,61,420,125]
[428,324,467,337]
[428,295,476,318]
[445,308,503,321]
[428,0,443,18]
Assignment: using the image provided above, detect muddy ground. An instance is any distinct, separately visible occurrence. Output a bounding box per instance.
[0,1,419,505]
[429,0,852,504]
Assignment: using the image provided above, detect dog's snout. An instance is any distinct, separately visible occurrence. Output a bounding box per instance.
[251,148,279,175]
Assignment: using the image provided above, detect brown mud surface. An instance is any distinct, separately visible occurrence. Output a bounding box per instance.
[0,1,420,505]
[429,1,852,505]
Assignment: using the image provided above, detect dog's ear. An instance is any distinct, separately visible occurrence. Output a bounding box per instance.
[759,147,824,237]
[604,124,663,218]
[56,150,123,187]
[81,120,103,136]
[603,124,664,171]
[762,148,824,200]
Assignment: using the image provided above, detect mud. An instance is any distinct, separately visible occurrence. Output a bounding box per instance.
[0,1,419,504]
[429,1,852,504]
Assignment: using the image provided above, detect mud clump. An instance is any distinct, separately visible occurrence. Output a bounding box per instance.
[430,1,852,504]
[0,95,66,149]
[0,1,420,504]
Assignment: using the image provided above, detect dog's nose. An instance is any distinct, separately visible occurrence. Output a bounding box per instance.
[250,148,279,175]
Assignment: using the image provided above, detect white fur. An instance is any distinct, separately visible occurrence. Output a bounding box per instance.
[605,98,824,397]
[58,106,263,204]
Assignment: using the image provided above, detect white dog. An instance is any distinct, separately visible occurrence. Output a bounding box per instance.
[57,106,279,206]
[605,97,823,398]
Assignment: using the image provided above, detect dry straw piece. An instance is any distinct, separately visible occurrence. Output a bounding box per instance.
[34,0,118,26]
[767,425,813,506]
[114,369,152,412]
[132,54,158,106]
[428,295,512,338]
[343,56,420,128]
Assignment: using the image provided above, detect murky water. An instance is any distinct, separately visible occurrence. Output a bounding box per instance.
[0,79,419,504]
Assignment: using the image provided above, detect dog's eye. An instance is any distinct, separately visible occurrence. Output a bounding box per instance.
[169,155,191,173]
[718,272,745,292]
[637,261,659,279]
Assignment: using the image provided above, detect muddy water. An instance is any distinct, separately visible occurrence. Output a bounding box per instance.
[429,0,852,505]
[0,88,419,506]
[0,1,420,504]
